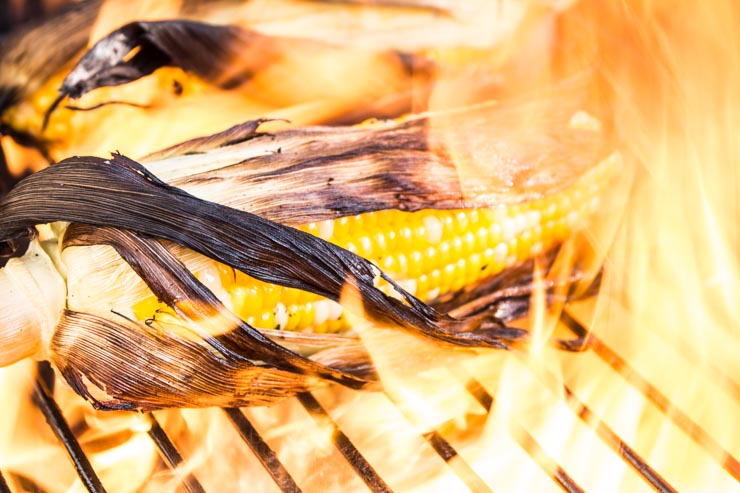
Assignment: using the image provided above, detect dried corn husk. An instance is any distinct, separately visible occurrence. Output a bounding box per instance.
[0,100,621,409]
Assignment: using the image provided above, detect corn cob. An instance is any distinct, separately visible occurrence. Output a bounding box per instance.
[133,151,618,333]
[0,134,618,409]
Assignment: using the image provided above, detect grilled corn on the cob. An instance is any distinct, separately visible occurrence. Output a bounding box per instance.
[0,3,619,411]
[0,119,619,409]
[131,152,617,334]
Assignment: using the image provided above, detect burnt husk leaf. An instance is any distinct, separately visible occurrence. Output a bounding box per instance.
[155,119,468,224]
[63,224,375,388]
[148,103,610,225]
[160,118,469,224]
[142,118,275,162]
[0,154,515,348]
[51,309,322,411]
[52,19,433,127]
[58,20,249,100]
[172,119,470,224]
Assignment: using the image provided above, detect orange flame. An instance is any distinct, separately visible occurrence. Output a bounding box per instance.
[2,1,740,492]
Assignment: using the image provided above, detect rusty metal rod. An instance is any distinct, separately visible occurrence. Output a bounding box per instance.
[560,386,678,493]
[550,368,678,491]
[146,413,206,493]
[33,377,107,493]
[297,392,393,493]
[465,381,585,493]
[224,408,302,493]
[561,310,740,483]
[421,430,495,493]
[383,383,494,493]
[506,339,680,493]
[514,424,586,493]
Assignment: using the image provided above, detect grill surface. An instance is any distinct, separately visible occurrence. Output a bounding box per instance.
[2,306,738,493]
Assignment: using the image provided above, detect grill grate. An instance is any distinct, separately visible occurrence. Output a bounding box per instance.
[2,308,739,493]
[295,393,392,493]
[224,408,301,493]
[146,414,205,493]
[560,312,740,485]
[32,377,107,493]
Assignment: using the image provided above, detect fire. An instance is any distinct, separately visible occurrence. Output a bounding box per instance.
[0,137,47,177]
[1,0,739,492]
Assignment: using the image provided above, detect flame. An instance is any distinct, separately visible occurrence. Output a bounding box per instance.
[0,136,47,177]
[90,0,183,44]
[2,0,740,492]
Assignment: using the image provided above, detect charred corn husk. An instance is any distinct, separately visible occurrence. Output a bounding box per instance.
[132,152,618,333]
[0,99,619,410]
[0,0,621,414]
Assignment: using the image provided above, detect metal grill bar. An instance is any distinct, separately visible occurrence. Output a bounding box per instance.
[296,392,394,493]
[513,424,586,493]
[33,377,107,493]
[561,311,740,483]
[466,343,701,493]
[223,408,302,493]
[32,367,210,493]
[9,312,736,493]
[146,413,206,493]
[421,430,494,493]
[506,333,681,493]
[560,386,677,493]
[648,322,740,403]
[381,381,495,493]
[466,379,586,493]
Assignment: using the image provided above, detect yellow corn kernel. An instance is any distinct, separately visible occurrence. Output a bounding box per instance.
[132,296,175,321]
[284,304,301,331]
[217,262,236,289]
[131,152,618,335]
[133,296,162,321]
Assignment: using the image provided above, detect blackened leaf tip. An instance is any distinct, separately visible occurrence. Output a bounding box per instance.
[58,19,250,104]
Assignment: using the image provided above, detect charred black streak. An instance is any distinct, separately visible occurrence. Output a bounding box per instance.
[143,119,274,161]
[249,141,429,181]
[64,100,153,112]
[42,20,239,124]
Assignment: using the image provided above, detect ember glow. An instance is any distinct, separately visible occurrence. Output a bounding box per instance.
[0,1,739,492]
